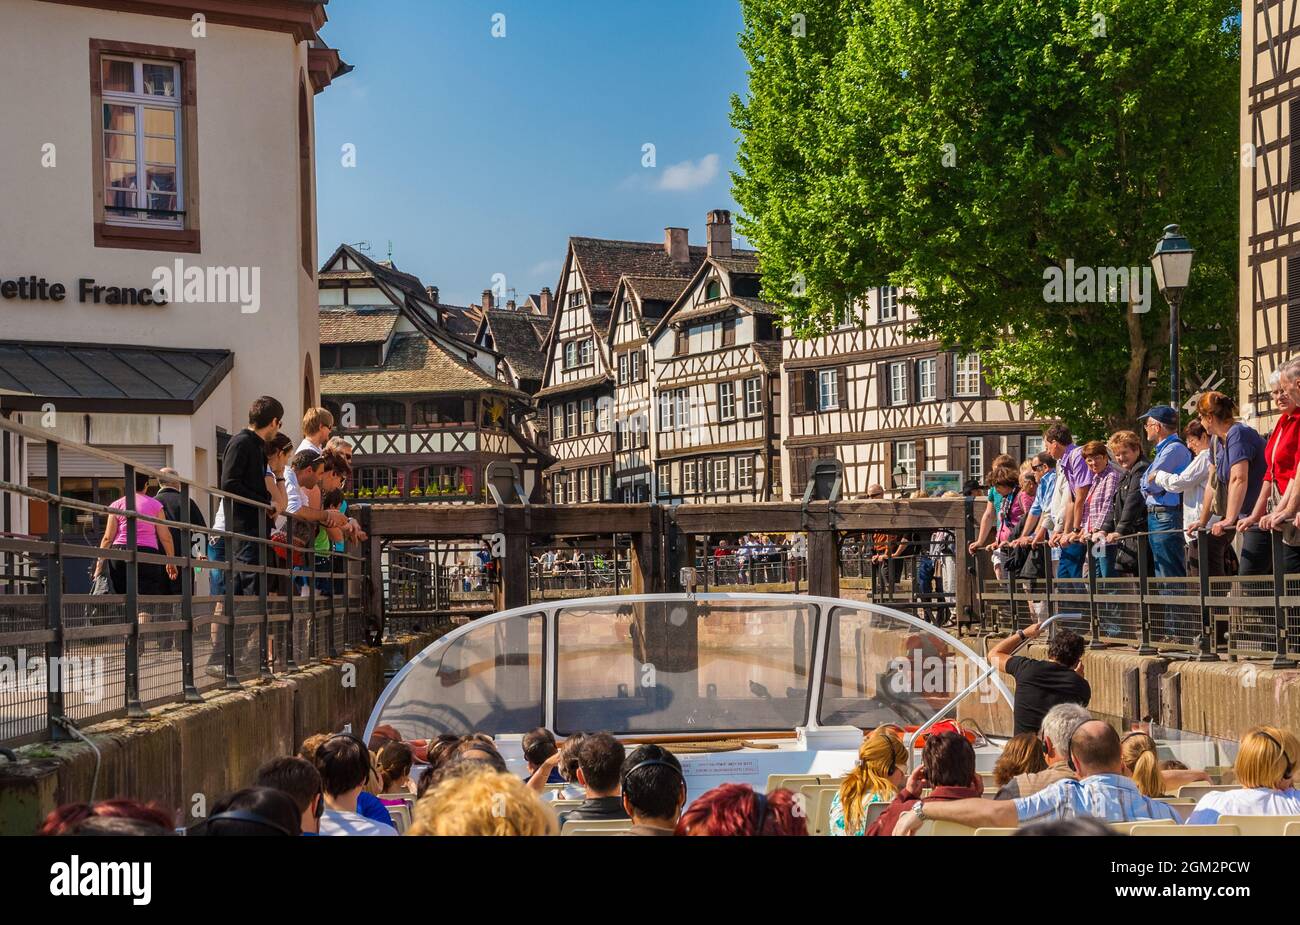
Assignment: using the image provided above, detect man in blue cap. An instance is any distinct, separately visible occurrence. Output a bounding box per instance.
[1139,405,1192,584]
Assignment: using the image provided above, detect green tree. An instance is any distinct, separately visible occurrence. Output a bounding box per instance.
[732,0,1240,435]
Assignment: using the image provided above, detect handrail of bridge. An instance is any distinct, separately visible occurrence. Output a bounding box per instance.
[972,521,1299,666]
[0,414,373,747]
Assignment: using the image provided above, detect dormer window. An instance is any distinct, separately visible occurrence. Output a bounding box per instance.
[321,342,383,370]
[706,279,722,301]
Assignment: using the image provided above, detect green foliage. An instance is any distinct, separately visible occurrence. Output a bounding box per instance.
[732,0,1240,434]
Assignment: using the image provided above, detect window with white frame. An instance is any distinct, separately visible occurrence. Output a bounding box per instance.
[818,370,838,411]
[744,376,762,417]
[579,338,593,366]
[568,292,584,308]
[563,341,577,370]
[1026,435,1045,459]
[601,465,611,500]
[889,362,908,406]
[719,381,736,421]
[100,56,183,226]
[596,398,610,433]
[566,401,578,438]
[894,440,916,488]
[656,463,671,497]
[617,353,628,384]
[630,350,643,382]
[968,439,983,482]
[955,353,981,397]
[879,285,898,322]
[674,389,690,430]
[551,405,563,440]
[683,461,697,493]
[581,398,594,435]
[713,457,731,491]
[579,468,590,502]
[917,357,937,402]
[737,455,755,489]
[659,393,672,430]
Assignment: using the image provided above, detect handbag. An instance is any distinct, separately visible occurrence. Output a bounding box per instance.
[1208,436,1228,519]
[91,570,113,595]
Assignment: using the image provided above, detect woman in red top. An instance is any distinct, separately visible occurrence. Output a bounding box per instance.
[1245,370,1300,572]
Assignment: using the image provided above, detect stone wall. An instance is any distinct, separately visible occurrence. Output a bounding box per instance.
[0,631,442,836]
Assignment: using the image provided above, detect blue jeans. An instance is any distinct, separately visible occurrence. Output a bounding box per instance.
[1148,509,1186,578]
[207,538,226,596]
[916,555,948,624]
[1057,542,1086,578]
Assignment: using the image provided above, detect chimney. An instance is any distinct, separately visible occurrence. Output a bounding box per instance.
[482,288,494,311]
[506,299,516,311]
[664,227,689,266]
[706,209,732,258]
[426,285,439,305]
[539,287,552,316]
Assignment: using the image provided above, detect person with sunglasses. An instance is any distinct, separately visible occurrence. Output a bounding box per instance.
[1187,726,1300,824]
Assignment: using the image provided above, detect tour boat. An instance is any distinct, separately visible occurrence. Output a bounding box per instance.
[364,593,1233,794]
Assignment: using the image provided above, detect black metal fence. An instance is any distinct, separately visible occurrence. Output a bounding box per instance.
[0,417,372,747]
[975,527,1299,667]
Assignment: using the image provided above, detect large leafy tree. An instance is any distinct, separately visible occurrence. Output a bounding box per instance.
[732,0,1240,435]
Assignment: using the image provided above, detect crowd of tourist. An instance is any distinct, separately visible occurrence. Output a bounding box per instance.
[969,371,1300,589]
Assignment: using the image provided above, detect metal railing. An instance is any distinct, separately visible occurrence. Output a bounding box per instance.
[0,416,372,746]
[974,525,1299,666]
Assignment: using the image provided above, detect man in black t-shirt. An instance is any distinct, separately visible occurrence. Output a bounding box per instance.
[989,621,1091,735]
[220,396,282,595]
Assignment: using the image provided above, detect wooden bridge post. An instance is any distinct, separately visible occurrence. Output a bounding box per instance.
[494,507,530,611]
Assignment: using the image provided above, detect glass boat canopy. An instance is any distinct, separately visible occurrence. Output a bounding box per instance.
[365,593,1016,744]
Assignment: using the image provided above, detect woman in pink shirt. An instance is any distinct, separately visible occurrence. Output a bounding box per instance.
[93,471,178,595]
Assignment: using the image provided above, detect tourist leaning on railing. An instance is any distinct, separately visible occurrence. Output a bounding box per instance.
[1192,391,1269,574]
[1012,452,1057,550]
[220,396,284,595]
[1245,365,1300,573]
[1044,425,1093,579]
[1138,405,1193,578]
[1094,431,1148,579]
[155,467,208,596]
[1187,726,1300,824]
[1072,441,1121,572]
[1149,419,1224,575]
[891,721,1181,834]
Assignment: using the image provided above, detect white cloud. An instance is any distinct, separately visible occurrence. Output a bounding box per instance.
[657,153,720,192]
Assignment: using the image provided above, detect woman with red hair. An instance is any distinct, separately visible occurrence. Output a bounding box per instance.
[38,799,173,836]
[675,783,808,836]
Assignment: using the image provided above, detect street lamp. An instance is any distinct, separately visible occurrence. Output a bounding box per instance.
[1150,224,1195,408]
[892,463,907,495]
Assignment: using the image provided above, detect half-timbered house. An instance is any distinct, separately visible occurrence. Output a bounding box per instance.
[647,210,784,504]
[606,275,692,501]
[317,243,546,503]
[782,286,1046,498]
[537,228,706,502]
[1240,0,1297,431]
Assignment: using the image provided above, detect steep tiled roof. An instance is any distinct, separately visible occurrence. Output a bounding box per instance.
[625,275,693,305]
[671,296,778,327]
[442,304,482,338]
[711,251,761,275]
[571,238,709,296]
[751,340,783,373]
[321,333,522,398]
[485,309,548,382]
[535,372,612,399]
[319,308,399,344]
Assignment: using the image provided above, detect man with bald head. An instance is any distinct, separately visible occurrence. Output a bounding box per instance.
[891,720,1181,834]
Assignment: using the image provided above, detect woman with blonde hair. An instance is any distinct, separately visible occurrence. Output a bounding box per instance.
[992,733,1048,788]
[1188,726,1300,824]
[828,727,907,836]
[409,767,558,836]
[1120,732,1165,797]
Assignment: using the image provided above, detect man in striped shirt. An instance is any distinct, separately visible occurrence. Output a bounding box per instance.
[890,721,1181,834]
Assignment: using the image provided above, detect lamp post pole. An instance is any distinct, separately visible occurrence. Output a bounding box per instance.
[1150,224,1194,410]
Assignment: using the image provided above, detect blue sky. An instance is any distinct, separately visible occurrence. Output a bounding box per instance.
[315,0,750,308]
